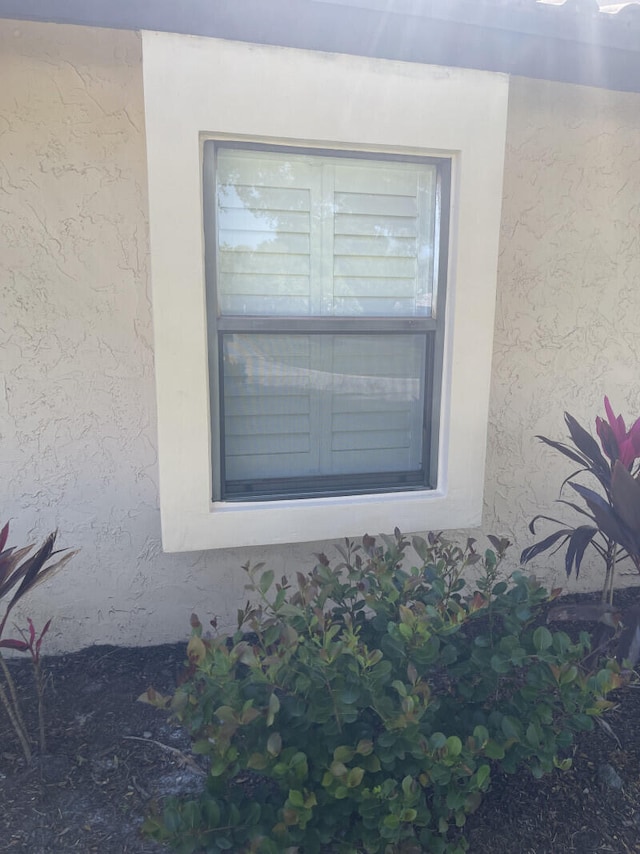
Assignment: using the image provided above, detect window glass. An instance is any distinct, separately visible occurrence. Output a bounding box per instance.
[222,333,427,492]
[208,144,446,501]
[216,149,437,317]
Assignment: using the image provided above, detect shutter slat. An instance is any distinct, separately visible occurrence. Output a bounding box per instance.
[334,191,417,217]
[225,394,310,416]
[226,415,310,439]
[335,213,417,237]
[334,235,417,257]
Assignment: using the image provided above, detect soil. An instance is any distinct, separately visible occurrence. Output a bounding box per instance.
[1,589,640,854]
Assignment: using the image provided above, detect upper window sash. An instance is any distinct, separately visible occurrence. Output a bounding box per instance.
[208,143,445,321]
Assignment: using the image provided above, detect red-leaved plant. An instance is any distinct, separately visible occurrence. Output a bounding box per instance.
[522,398,640,599]
[521,398,640,663]
[0,523,76,761]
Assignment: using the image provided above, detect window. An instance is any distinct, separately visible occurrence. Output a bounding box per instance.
[205,144,450,501]
[141,31,508,550]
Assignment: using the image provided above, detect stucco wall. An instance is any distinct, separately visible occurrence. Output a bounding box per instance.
[0,20,326,652]
[486,75,640,592]
[1,20,639,652]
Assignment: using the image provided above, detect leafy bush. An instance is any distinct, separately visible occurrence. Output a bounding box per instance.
[143,531,621,854]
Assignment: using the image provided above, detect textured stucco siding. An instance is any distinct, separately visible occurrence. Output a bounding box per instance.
[0,20,322,652]
[1,20,639,651]
[486,76,640,592]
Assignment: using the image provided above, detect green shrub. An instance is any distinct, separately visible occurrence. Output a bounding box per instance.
[143,531,622,854]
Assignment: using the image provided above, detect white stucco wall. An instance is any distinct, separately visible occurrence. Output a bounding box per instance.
[1,20,640,651]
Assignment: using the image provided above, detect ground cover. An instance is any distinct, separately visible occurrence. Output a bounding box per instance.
[1,587,639,854]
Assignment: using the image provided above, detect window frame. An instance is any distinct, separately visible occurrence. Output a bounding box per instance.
[141,30,509,552]
[203,141,451,503]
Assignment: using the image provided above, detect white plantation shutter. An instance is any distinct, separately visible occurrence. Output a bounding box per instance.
[216,151,318,315]
[222,335,317,481]
[211,146,441,495]
[216,150,437,318]
[332,161,436,317]
[222,333,426,482]
[327,335,426,474]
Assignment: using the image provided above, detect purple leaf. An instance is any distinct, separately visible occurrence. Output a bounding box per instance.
[611,461,640,543]
[565,413,610,474]
[570,482,630,550]
[0,638,29,652]
[0,522,9,554]
[536,435,589,469]
[564,526,597,578]
[521,530,572,564]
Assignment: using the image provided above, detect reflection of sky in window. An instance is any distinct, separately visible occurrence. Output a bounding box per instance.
[218,184,278,251]
[216,154,435,317]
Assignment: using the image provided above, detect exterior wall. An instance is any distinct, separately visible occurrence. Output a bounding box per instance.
[1,20,639,651]
[486,75,640,592]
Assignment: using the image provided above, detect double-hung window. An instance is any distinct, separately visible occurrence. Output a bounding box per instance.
[204,143,450,501]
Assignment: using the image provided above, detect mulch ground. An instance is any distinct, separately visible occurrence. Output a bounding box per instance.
[0,589,639,853]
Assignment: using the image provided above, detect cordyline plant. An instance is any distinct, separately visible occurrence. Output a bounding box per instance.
[0,522,76,761]
[521,397,640,608]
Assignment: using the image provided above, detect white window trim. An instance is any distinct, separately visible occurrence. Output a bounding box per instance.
[142,31,509,552]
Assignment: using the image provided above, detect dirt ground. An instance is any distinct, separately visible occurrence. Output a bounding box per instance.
[1,590,640,854]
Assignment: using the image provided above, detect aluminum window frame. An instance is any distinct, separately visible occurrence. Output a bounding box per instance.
[203,140,451,502]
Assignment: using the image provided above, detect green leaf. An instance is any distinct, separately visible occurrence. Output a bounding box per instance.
[533,626,552,652]
[398,622,413,640]
[412,535,429,560]
[267,732,282,756]
[333,745,355,763]
[490,654,510,674]
[330,761,348,777]
[392,679,407,697]
[346,766,365,787]
[484,740,505,759]
[214,705,236,723]
[526,723,541,746]
[475,764,490,789]
[288,789,305,807]
[446,735,462,757]
[247,752,268,770]
[210,758,227,777]
[163,804,181,833]
[501,716,522,742]
[559,664,578,685]
[356,739,374,756]
[259,569,274,594]
[429,732,447,750]
[267,692,280,726]
[340,685,360,704]
[473,725,489,745]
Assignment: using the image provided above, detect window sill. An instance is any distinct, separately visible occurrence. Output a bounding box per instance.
[161,486,482,551]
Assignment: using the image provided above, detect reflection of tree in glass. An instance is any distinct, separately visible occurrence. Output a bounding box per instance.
[217,159,312,314]
[216,152,436,317]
